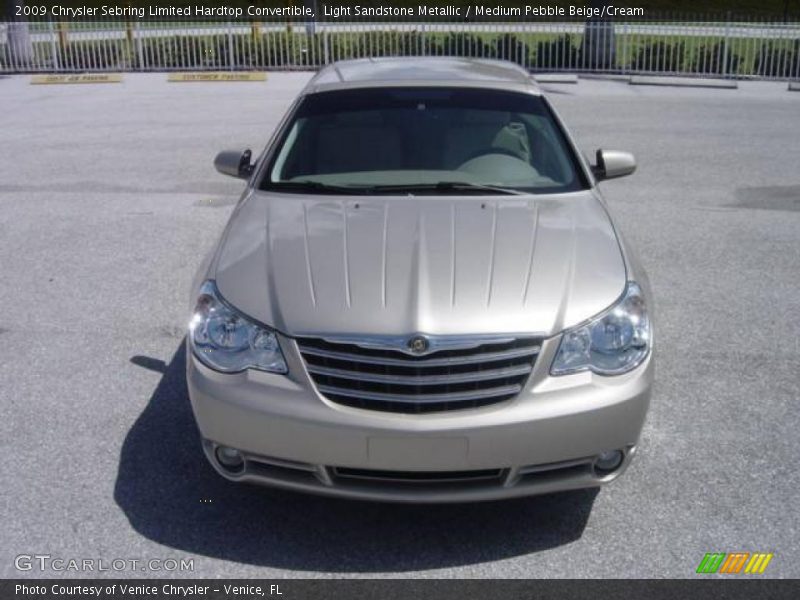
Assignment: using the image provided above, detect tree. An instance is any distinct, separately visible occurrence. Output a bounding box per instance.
[4,0,34,68]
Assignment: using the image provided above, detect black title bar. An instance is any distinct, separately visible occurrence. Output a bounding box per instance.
[3,580,800,600]
[2,0,799,22]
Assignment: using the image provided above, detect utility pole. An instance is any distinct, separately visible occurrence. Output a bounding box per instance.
[4,0,34,69]
[582,0,615,70]
[304,0,316,36]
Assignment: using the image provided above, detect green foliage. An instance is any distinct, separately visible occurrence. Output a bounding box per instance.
[690,42,741,75]
[138,33,323,69]
[354,30,430,58]
[494,34,530,67]
[57,41,123,70]
[534,35,580,69]
[754,40,800,77]
[630,40,686,72]
[436,33,496,58]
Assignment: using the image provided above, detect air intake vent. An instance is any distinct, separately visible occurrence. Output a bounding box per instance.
[332,467,506,485]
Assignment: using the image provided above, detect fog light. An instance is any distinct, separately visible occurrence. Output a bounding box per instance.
[215,446,244,471]
[594,449,624,474]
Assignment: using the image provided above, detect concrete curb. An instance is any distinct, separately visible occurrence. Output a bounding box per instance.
[629,75,738,89]
[534,74,578,84]
[789,82,800,91]
[579,74,632,82]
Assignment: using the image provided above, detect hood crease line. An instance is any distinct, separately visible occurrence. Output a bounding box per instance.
[302,202,317,307]
[342,201,352,308]
[486,201,499,307]
[450,202,457,307]
[381,202,389,308]
[552,203,578,332]
[522,202,540,305]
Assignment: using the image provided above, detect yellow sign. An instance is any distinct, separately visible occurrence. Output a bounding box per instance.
[31,74,123,85]
[168,72,267,83]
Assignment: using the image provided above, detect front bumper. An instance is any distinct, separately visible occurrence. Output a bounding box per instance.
[187,335,653,503]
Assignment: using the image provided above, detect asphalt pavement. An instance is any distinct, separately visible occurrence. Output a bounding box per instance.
[0,72,798,578]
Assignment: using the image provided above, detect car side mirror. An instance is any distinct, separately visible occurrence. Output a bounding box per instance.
[214,149,254,179]
[593,149,636,181]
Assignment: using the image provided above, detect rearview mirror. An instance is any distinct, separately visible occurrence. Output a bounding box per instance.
[214,149,254,179]
[593,149,636,181]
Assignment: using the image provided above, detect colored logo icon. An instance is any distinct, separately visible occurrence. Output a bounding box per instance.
[696,552,773,574]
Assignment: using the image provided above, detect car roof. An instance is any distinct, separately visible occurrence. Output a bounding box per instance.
[304,57,542,95]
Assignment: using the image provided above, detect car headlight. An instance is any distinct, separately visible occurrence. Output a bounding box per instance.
[551,281,650,376]
[189,281,287,374]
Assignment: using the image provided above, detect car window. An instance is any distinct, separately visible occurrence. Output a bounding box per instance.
[263,87,588,194]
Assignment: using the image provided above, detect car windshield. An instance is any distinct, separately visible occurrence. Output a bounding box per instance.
[262,87,588,194]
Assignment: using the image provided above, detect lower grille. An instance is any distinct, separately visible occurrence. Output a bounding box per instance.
[332,467,506,485]
[297,336,541,413]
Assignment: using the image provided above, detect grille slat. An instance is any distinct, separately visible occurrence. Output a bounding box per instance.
[307,363,532,385]
[318,383,523,404]
[297,344,539,367]
[298,336,540,413]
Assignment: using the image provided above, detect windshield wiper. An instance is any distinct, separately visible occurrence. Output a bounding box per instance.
[362,182,526,196]
[265,181,371,195]
[266,181,527,196]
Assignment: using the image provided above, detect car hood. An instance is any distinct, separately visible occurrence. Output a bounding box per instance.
[213,190,626,338]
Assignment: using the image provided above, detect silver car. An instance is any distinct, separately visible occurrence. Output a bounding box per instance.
[187,57,653,502]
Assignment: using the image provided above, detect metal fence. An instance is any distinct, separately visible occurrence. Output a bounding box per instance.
[2,19,800,79]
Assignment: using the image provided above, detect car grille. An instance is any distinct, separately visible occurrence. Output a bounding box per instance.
[296,336,541,413]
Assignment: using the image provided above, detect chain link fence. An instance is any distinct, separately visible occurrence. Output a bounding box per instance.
[2,19,799,79]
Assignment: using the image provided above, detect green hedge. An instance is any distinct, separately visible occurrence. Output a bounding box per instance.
[754,39,800,77]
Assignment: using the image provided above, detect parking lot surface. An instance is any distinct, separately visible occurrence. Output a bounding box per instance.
[0,72,798,578]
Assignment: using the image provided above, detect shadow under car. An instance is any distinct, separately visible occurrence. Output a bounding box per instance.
[115,341,598,572]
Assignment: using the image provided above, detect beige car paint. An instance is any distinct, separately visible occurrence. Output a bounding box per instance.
[186,57,654,502]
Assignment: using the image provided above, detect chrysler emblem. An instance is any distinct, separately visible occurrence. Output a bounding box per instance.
[407,335,429,354]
